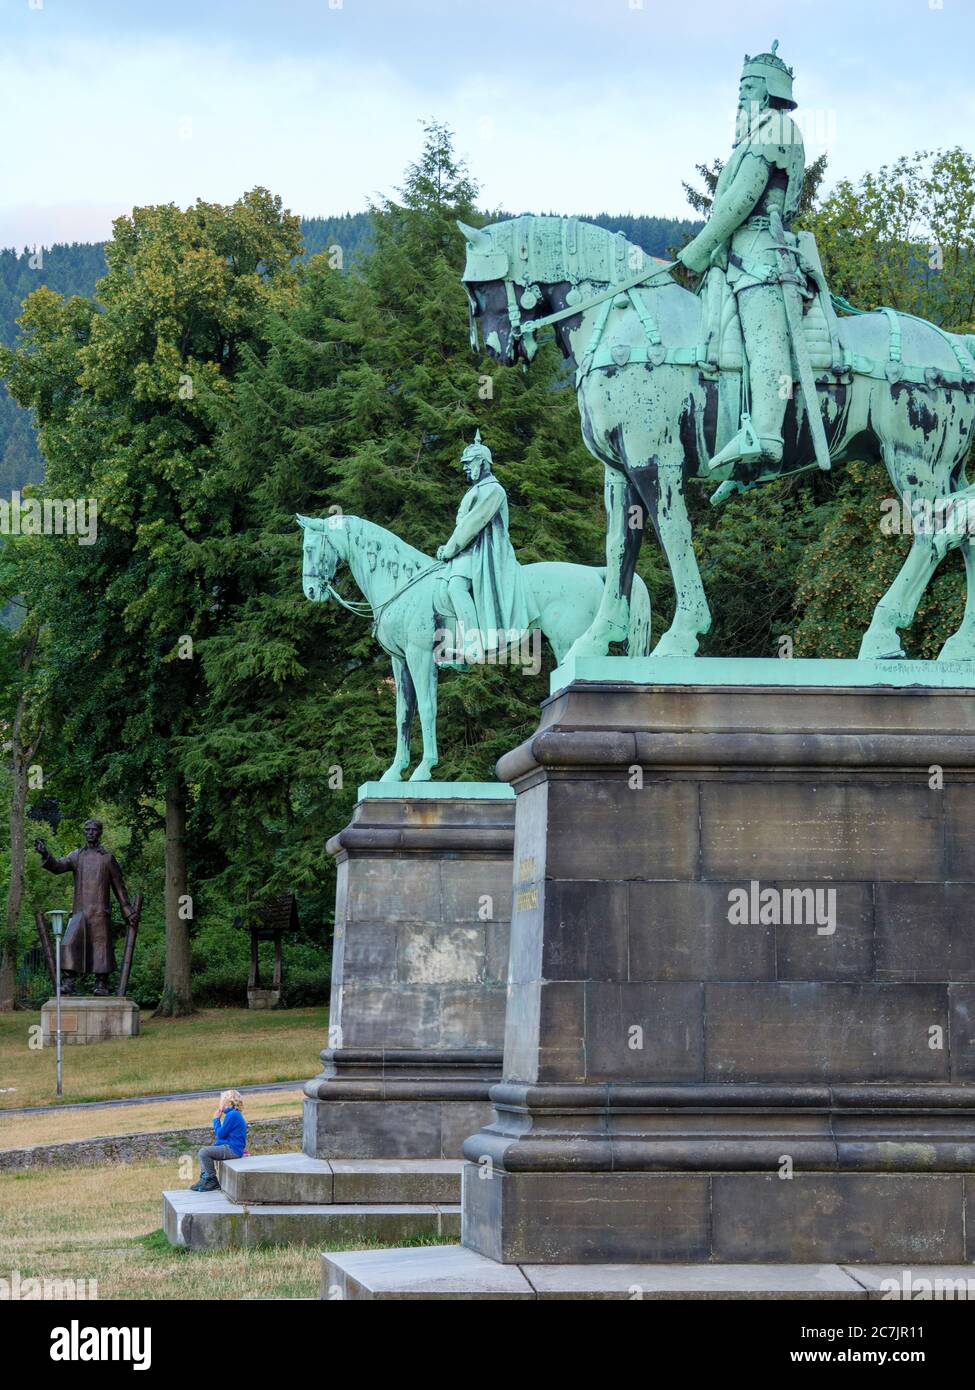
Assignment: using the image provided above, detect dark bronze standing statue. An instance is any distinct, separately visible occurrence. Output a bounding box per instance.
[34,819,141,996]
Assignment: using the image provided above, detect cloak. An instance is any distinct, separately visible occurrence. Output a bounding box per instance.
[442,477,535,654]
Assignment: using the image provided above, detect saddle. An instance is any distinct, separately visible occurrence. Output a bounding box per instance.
[700,231,841,375]
[699,231,975,388]
[432,577,470,668]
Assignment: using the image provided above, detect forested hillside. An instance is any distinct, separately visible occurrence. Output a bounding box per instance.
[1,125,970,1013]
[0,210,700,490]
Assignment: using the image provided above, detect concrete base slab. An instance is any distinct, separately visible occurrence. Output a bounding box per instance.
[162,1189,459,1251]
[322,1244,536,1300]
[522,1263,867,1300]
[219,1153,462,1205]
[321,1245,975,1300]
[841,1266,975,1299]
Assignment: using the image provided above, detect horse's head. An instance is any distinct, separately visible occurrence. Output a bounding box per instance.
[458,218,556,367]
[459,215,659,369]
[295,514,340,602]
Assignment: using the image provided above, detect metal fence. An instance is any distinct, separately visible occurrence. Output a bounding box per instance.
[16,943,51,1008]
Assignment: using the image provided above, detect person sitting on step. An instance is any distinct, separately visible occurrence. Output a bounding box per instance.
[190,1089,247,1192]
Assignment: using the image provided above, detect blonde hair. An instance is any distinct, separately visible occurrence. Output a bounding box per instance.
[220,1089,244,1113]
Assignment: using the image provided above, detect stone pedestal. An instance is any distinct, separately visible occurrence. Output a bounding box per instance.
[456,678,975,1265]
[303,785,515,1159]
[247,986,281,1009]
[41,996,139,1045]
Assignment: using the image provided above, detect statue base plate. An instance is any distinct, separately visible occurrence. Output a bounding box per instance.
[551,654,975,695]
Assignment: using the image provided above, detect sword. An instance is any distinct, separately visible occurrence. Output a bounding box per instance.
[116,894,143,998]
[769,208,831,473]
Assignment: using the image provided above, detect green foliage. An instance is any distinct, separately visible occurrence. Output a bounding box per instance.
[680,145,975,659]
[804,148,975,329]
[4,127,974,1012]
[791,147,975,652]
[688,473,835,657]
[0,191,305,1012]
[180,122,614,918]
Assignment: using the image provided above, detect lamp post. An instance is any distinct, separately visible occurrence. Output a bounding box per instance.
[46,909,67,1097]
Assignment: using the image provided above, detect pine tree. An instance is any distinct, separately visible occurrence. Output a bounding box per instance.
[182,124,622,919]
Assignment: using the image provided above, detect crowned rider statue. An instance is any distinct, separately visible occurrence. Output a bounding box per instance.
[436,430,535,663]
[677,41,805,475]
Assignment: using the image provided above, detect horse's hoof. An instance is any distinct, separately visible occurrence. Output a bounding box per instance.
[564,636,610,663]
[379,769,405,783]
[937,636,975,662]
[858,638,905,661]
[409,764,436,782]
[650,633,699,658]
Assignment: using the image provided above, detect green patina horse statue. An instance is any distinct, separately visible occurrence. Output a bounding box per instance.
[297,513,650,781]
[460,214,975,662]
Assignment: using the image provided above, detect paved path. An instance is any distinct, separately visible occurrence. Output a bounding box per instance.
[0,1079,304,1118]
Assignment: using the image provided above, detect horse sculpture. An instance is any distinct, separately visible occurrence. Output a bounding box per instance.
[459,214,975,662]
[297,513,651,781]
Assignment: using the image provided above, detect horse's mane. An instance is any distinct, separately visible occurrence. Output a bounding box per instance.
[341,515,433,569]
[478,214,665,288]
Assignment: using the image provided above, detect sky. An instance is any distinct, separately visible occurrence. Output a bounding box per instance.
[0,0,973,248]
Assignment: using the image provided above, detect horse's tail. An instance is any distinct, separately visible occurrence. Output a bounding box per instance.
[627,575,652,656]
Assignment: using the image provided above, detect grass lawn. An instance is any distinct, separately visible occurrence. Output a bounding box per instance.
[3,1159,321,1299]
[0,1086,305,1151]
[0,1159,445,1300]
[0,1007,327,1110]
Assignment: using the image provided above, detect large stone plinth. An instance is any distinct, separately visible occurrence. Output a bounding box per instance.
[457,677,975,1264]
[41,996,139,1045]
[303,785,514,1159]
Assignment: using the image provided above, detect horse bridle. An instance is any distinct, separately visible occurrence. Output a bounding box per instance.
[509,260,679,352]
[307,528,444,635]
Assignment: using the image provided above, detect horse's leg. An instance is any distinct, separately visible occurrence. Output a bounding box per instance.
[859,533,942,659]
[635,456,711,657]
[406,643,439,781]
[934,479,975,659]
[564,466,640,661]
[379,655,417,782]
[860,448,944,659]
[939,538,975,660]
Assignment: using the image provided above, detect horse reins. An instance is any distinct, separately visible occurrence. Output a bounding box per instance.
[316,551,447,647]
[512,260,679,347]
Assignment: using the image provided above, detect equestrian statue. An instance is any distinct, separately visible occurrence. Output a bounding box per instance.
[297,434,651,782]
[459,42,975,663]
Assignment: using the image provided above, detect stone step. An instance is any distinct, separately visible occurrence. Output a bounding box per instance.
[322,1245,971,1300]
[218,1153,462,1206]
[163,1189,460,1251]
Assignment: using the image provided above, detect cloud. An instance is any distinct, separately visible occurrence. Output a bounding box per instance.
[1,4,972,248]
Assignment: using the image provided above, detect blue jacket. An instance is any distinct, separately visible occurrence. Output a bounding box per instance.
[212,1106,246,1157]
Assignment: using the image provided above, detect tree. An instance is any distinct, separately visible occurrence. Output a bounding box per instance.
[681,151,828,224]
[180,123,621,920]
[1,190,303,1014]
[0,540,44,1010]
[803,148,975,329]
[793,147,975,657]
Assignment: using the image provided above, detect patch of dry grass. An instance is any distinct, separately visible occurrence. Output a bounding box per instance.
[0,1158,450,1300]
[0,1159,323,1299]
[0,1007,327,1110]
[0,1087,304,1151]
